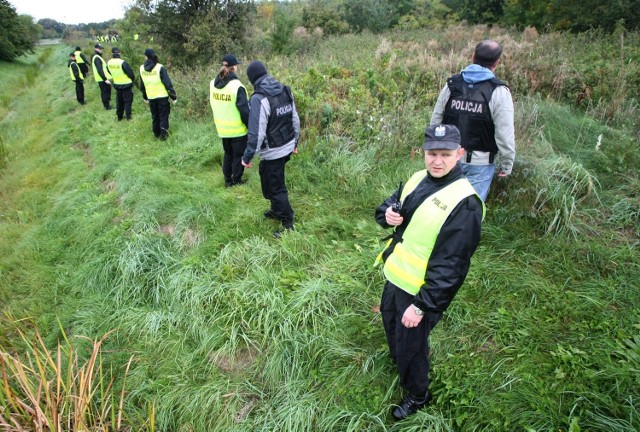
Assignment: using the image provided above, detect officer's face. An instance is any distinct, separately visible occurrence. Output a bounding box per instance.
[424,147,464,178]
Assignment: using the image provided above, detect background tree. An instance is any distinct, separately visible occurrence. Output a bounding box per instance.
[0,0,40,61]
[342,0,393,33]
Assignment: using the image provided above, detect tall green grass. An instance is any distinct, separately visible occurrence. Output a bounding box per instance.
[1,27,639,431]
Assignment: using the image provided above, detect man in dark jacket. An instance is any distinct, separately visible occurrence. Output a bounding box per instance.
[139,48,177,140]
[375,124,484,421]
[241,61,300,236]
[107,47,136,121]
[68,52,85,105]
[91,43,112,110]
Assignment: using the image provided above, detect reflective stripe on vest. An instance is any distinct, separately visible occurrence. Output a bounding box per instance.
[74,50,85,64]
[381,171,483,295]
[69,62,83,81]
[92,54,112,82]
[210,79,248,138]
[140,63,168,99]
[107,58,132,85]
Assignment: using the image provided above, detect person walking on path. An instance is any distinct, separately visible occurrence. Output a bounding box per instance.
[241,60,299,237]
[73,46,89,77]
[210,54,250,187]
[139,48,177,140]
[91,43,112,110]
[107,47,136,121]
[430,39,515,201]
[68,52,85,105]
[375,124,484,420]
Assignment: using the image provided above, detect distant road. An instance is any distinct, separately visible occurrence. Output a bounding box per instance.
[37,39,62,45]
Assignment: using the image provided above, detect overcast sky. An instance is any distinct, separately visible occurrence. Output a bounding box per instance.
[10,0,132,24]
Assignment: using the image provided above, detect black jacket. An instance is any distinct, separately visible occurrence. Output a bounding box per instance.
[139,59,177,100]
[375,163,483,313]
[214,72,249,127]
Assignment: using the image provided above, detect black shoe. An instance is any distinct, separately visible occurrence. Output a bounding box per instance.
[391,393,432,421]
[225,181,233,188]
[274,226,293,239]
[264,209,276,219]
[230,178,247,187]
[105,106,113,110]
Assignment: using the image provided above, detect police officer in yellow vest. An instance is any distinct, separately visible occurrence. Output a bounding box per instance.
[91,43,113,110]
[74,46,89,77]
[107,47,136,121]
[68,52,85,105]
[210,54,250,187]
[139,48,177,140]
[375,124,484,421]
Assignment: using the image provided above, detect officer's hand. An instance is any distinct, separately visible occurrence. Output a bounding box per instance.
[385,206,403,226]
[293,147,298,154]
[105,80,111,85]
[498,171,509,177]
[172,99,177,105]
[241,160,252,168]
[401,305,424,328]
[143,99,149,104]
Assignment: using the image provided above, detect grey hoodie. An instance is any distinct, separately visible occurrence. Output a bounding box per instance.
[243,74,300,163]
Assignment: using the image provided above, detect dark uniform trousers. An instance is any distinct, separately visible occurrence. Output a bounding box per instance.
[259,154,294,228]
[75,80,85,104]
[381,281,442,397]
[98,81,111,108]
[148,97,171,140]
[222,136,248,183]
[115,87,133,120]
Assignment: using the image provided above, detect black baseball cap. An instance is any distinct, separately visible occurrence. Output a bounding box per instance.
[423,124,462,150]
[222,54,240,66]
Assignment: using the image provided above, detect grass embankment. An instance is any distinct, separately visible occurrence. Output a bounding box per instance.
[1,26,639,431]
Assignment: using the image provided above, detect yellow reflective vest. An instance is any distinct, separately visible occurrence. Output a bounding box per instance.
[69,62,83,81]
[74,50,85,64]
[107,58,132,85]
[92,54,112,82]
[140,63,168,99]
[379,170,484,295]
[210,79,248,138]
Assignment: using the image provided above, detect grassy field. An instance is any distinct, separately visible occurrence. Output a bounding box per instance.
[1,26,639,431]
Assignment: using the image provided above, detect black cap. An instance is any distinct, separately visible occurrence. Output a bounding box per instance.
[112,47,120,54]
[69,52,75,57]
[95,43,103,49]
[222,54,240,66]
[247,60,267,85]
[423,124,462,150]
[75,46,81,50]
[144,48,156,57]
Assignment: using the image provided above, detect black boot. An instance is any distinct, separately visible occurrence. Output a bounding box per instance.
[391,392,432,420]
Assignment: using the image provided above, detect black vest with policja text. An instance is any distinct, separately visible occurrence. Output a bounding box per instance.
[260,86,295,149]
[442,74,505,163]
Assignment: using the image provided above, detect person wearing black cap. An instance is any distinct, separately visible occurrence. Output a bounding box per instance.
[73,46,89,77]
[210,54,249,187]
[91,43,113,110]
[68,52,85,105]
[107,47,136,121]
[241,60,300,236]
[374,124,484,421]
[139,48,177,140]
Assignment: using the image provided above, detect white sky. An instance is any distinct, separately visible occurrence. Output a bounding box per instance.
[10,0,132,24]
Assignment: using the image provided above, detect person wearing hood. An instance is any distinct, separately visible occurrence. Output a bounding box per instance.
[139,48,177,140]
[91,43,113,110]
[107,47,136,121]
[241,61,300,237]
[430,40,515,201]
[73,46,89,77]
[68,52,85,105]
[375,124,484,420]
[210,54,250,187]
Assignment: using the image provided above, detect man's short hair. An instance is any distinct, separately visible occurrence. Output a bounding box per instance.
[473,40,502,68]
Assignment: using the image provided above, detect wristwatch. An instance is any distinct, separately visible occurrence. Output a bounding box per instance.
[411,304,424,316]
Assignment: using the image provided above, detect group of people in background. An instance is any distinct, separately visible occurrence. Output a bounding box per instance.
[68,38,515,420]
[67,43,177,139]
